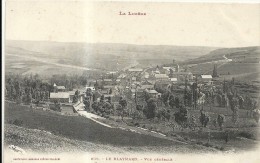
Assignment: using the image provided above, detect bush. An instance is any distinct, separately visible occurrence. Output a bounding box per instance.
[134,122,140,127]
[12,119,23,126]
[238,131,255,140]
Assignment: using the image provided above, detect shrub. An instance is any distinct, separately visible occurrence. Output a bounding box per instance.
[12,119,23,126]
[134,122,140,127]
[238,131,255,140]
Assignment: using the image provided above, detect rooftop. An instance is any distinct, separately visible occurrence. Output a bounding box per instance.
[50,92,70,99]
[201,75,213,79]
[56,86,66,90]
[104,79,113,82]
[155,74,169,79]
[147,90,158,94]
[170,78,178,81]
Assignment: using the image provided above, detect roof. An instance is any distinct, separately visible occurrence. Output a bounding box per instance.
[201,75,212,79]
[140,85,154,90]
[116,79,121,82]
[155,74,169,79]
[107,71,117,74]
[86,86,95,90]
[128,68,143,72]
[104,94,114,98]
[132,77,137,80]
[68,91,76,95]
[141,80,153,85]
[117,74,127,79]
[50,92,70,99]
[103,85,115,89]
[174,72,192,75]
[147,90,158,94]
[162,67,172,70]
[56,86,65,89]
[131,89,136,93]
[170,78,178,81]
[104,79,113,82]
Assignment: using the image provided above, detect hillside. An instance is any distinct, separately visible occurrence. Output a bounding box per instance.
[183,46,260,64]
[4,102,216,154]
[5,40,218,75]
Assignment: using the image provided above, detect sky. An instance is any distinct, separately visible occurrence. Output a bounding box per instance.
[5,0,260,47]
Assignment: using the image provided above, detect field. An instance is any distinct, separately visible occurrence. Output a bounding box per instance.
[111,104,260,152]
[4,101,219,153]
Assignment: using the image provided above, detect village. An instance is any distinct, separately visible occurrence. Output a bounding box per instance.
[4,58,260,152]
[47,60,215,115]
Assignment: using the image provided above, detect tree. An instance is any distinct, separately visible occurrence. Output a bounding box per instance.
[252,110,260,123]
[92,101,100,113]
[83,97,91,111]
[169,94,175,109]
[230,97,239,124]
[174,105,188,129]
[188,115,197,130]
[117,104,127,120]
[169,68,174,78]
[216,94,222,107]
[109,88,113,94]
[174,96,181,108]
[238,95,244,109]
[161,91,170,106]
[217,114,225,130]
[119,97,127,109]
[73,90,79,103]
[212,64,218,78]
[199,110,210,128]
[145,98,157,119]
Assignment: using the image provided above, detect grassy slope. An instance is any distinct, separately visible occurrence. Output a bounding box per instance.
[5,102,181,147]
[184,46,260,64]
[4,102,219,153]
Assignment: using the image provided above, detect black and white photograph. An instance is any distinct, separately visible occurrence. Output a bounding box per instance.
[2,0,260,162]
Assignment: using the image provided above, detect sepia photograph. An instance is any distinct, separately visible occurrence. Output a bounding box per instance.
[2,0,260,162]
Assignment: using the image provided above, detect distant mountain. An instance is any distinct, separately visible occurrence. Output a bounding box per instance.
[6,40,218,62]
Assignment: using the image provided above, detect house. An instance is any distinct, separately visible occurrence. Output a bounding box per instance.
[50,92,70,103]
[172,72,193,81]
[154,74,169,81]
[141,80,153,85]
[162,67,172,75]
[139,85,154,91]
[53,83,66,92]
[86,86,95,91]
[199,75,213,84]
[132,77,137,82]
[170,78,178,83]
[147,89,160,98]
[102,85,115,94]
[143,72,150,79]
[155,80,172,90]
[117,74,127,79]
[103,79,113,85]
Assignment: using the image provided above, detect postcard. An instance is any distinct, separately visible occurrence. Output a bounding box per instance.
[2,0,260,163]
